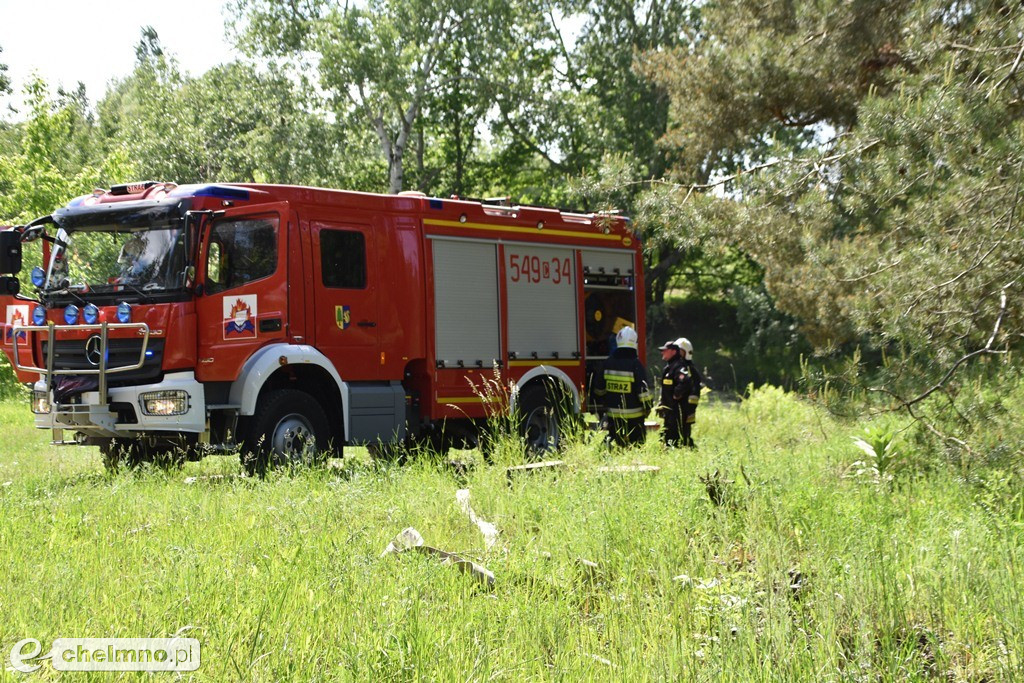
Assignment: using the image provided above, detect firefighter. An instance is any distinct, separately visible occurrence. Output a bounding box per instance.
[592,326,653,447]
[673,337,702,448]
[655,338,688,447]
[117,234,147,283]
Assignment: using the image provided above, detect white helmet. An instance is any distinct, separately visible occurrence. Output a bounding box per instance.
[676,337,693,359]
[616,326,639,350]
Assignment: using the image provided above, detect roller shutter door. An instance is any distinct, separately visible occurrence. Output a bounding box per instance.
[431,239,501,366]
[505,244,578,359]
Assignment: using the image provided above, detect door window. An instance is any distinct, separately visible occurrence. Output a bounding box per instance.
[320,229,367,289]
[205,217,278,294]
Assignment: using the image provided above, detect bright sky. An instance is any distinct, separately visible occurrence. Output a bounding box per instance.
[0,0,238,116]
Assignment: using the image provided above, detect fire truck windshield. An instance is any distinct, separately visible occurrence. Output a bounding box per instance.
[44,202,191,301]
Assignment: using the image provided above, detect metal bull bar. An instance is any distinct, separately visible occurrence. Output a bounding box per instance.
[11,321,151,406]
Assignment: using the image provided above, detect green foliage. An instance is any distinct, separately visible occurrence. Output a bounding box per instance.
[0,78,135,292]
[0,45,10,96]
[647,297,807,392]
[98,31,371,189]
[0,354,22,400]
[850,423,904,483]
[647,0,1024,356]
[233,0,526,193]
[0,78,131,225]
[643,0,913,177]
[632,0,1024,459]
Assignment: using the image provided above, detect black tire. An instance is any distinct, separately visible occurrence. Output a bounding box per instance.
[240,389,331,476]
[517,381,576,457]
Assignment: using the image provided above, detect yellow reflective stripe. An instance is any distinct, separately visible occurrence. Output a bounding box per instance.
[603,370,633,378]
[688,396,700,404]
[424,218,622,242]
[607,408,646,419]
[662,379,673,385]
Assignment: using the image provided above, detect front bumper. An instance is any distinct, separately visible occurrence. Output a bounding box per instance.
[33,371,206,437]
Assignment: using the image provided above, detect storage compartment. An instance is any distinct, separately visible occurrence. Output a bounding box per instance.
[581,249,637,359]
[431,238,501,368]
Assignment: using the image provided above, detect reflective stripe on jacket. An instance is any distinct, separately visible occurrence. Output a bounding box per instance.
[594,350,652,422]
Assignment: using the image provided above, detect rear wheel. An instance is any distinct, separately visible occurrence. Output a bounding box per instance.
[517,381,576,457]
[241,389,331,476]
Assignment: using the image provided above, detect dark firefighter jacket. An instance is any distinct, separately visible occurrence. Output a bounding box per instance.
[660,355,702,415]
[593,348,654,420]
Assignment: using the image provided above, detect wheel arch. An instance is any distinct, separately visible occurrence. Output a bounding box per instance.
[512,366,581,414]
[229,344,349,442]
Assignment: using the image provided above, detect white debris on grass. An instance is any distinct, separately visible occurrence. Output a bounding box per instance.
[382,526,495,587]
[455,488,500,550]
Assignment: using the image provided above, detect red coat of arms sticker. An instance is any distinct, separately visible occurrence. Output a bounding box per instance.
[223,295,258,340]
[5,305,29,346]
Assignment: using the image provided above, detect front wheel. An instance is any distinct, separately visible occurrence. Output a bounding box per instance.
[241,389,331,476]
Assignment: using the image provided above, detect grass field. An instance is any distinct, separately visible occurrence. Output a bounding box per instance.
[0,387,1021,681]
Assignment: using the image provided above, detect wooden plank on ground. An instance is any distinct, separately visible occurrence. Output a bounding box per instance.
[506,460,566,482]
[595,465,661,475]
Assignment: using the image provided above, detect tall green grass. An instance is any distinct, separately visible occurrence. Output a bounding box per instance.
[0,387,1021,681]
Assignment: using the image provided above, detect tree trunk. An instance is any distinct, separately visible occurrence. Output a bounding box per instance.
[388,151,404,194]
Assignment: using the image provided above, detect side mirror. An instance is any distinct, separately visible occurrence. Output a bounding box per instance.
[0,276,19,295]
[0,231,22,274]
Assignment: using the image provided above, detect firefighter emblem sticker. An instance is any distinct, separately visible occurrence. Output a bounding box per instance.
[336,305,351,330]
[5,305,29,346]
[223,295,258,339]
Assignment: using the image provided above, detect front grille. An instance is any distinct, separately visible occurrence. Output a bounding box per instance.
[42,338,165,387]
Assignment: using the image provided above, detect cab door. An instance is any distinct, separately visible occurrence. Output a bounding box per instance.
[311,221,380,380]
[196,203,290,382]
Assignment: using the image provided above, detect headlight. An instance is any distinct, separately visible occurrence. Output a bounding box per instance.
[31,391,50,414]
[63,304,79,325]
[139,390,189,416]
[30,266,46,288]
[32,305,46,326]
[82,303,99,324]
[116,302,132,324]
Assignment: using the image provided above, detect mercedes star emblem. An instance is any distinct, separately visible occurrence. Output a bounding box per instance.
[84,335,103,366]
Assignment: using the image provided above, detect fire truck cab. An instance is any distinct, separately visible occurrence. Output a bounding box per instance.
[0,182,645,472]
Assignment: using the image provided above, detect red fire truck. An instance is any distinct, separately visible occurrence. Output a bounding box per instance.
[0,182,645,472]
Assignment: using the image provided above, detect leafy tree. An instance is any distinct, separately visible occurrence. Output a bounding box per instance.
[233,0,521,194]
[0,77,130,225]
[0,45,11,96]
[638,0,1024,451]
[0,77,133,296]
[99,28,380,188]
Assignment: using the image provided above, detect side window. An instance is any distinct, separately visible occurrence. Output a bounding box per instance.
[206,242,223,285]
[321,229,366,289]
[205,217,278,294]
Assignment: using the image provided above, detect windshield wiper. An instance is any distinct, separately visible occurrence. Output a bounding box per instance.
[113,281,155,303]
[44,282,87,306]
